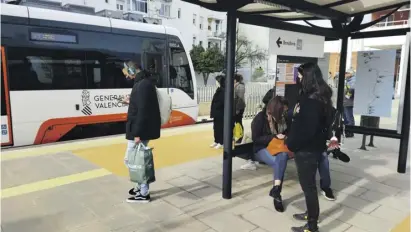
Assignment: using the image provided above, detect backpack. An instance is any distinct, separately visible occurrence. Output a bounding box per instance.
[156,88,172,125]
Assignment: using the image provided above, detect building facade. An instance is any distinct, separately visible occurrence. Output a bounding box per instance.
[3,0,227,51]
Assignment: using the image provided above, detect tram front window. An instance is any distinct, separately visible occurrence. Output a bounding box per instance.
[169,39,194,99]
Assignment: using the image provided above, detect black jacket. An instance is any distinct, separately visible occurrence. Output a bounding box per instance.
[210,87,224,119]
[251,109,288,153]
[285,94,328,153]
[126,78,161,141]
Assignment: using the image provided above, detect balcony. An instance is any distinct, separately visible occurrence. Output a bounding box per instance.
[207,30,225,40]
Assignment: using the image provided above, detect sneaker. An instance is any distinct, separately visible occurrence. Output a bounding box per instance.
[291,223,319,232]
[128,187,139,196]
[241,160,257,170]
[210,142,218,148]
[214,144,223,149]
[293,212,308,221]
[126,192,150,203]
[293,212,320,223]
[321,188,336,201]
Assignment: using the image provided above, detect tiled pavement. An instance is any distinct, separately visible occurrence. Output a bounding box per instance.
[1,134,410,232]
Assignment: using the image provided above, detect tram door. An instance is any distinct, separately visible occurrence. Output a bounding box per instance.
[1,47,13,146]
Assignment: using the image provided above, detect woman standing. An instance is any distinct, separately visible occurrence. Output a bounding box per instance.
[234,74,246,143]
[286,63,333,232]
[210,75,225,149]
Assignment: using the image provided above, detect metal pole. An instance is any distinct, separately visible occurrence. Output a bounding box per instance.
[222,8,237,199]
[336,36,349,142]
[397,53,410,173]
[359,135,367,150]
[368,135,375,147]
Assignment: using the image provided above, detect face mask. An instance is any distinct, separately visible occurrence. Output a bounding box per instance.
[124,62,136,76]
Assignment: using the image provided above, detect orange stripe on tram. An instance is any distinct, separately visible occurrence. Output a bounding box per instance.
[34,110,196,145]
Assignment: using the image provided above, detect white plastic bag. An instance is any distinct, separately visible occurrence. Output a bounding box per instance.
[156,88,172,125]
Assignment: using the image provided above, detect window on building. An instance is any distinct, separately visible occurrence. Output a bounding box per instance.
[193,36,196,45]
[208,41,211,48]
[105,0,109,3]
[131,0,147,13]
[159,3,171,17]
[169,37,194,99]
[199,41,203,47]
[117,4,124,10]
[199,16,203,29]
[215,20,220,32]
[193,14,196,25]
[178,8,181,18]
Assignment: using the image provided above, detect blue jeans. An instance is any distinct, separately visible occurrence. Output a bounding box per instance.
[343,106,355,126]
[126,140,150,195]
[255,149,288,181]
[318,152,331,189]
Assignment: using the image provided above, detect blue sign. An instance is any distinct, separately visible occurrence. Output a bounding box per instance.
[1,124,7,136]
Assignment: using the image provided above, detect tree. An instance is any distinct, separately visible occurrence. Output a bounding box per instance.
[222,30,268,72]
[190,45,224,86]
[190,45,205,73]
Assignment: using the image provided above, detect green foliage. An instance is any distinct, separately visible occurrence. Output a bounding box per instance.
[252,67,265,81]
[189,45,205,72]
[190,45,224,85]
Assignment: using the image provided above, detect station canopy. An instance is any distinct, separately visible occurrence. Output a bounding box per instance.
[183,0,410,39]
[188,0,409,20]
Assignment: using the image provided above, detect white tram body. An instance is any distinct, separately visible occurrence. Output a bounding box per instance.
[1,4,198,147]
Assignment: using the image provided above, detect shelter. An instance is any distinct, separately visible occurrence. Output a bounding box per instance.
[182,0,410,199]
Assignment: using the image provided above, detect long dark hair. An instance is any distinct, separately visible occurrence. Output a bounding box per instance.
[298,62,333,107]
[266,96,288,123]
[215,75,225,88]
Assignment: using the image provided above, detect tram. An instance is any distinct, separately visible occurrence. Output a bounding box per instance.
[1,4,198,147]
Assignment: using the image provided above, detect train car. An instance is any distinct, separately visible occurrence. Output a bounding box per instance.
[1,4,198,147]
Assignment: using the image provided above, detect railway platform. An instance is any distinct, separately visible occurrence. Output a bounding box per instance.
[1,121,410,232]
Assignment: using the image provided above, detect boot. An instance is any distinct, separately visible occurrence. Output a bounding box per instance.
[269,185,284,212]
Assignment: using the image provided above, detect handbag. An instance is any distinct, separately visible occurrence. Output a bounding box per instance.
[126,143,156,184]
[267,138,293,158]
[233,122,244,141]
[156,87,172,126]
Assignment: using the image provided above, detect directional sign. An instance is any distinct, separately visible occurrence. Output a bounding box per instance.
[276,37,282,48]
[269,28,325,58]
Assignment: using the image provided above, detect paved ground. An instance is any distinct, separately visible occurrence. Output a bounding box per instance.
[1,122,410,232]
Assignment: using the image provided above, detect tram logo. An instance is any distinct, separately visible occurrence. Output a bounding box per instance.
[81,90,93,115]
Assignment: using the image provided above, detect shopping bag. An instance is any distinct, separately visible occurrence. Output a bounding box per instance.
[267,138,293,158]
[233,122,244,141]
[126,143,156,184]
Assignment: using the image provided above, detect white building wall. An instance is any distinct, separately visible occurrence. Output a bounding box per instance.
[146,0,226,51]
[57,0,117,11]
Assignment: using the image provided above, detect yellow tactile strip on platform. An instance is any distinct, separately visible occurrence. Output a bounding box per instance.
[72,130,222,177]
[1,123,214,162]
[1,168,111,199]
[391,215,410,232]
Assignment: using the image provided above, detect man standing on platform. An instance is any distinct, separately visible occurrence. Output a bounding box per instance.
[343,69,356,138]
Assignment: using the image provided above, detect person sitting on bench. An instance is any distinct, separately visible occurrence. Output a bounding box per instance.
[240,88,275,170]
[251,96,291,213]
